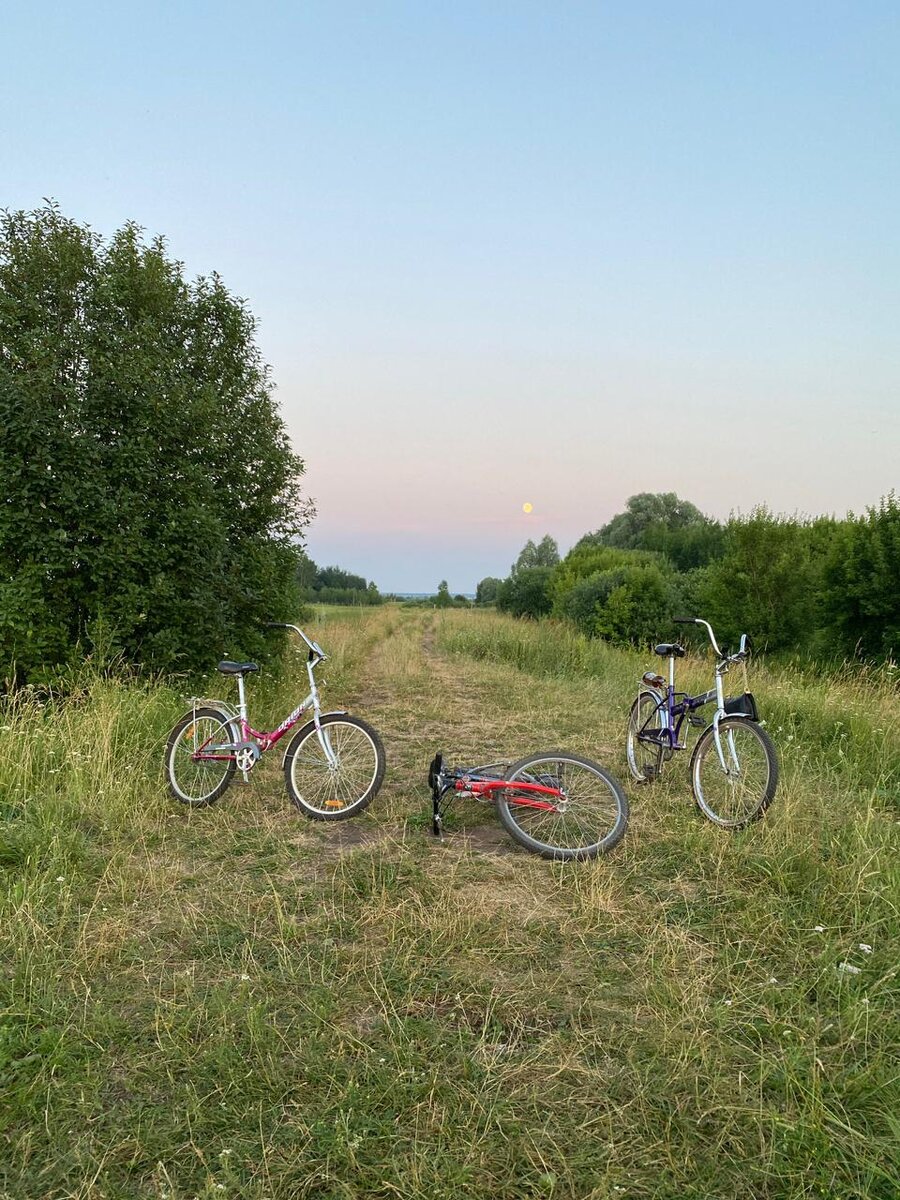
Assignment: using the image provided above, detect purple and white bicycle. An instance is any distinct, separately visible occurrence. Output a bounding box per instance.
[625,616,779,829]
[164,623,385,819]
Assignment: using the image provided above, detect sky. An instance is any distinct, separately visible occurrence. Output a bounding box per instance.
[3,1,899,592]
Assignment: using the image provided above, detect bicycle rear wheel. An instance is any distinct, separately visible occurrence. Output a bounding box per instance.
[625,691,667,783]
[496,751,628,861]
[165,707,238,806]
[690,716,778,829]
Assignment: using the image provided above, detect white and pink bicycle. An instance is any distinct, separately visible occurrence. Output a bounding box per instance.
[164,623,385,819]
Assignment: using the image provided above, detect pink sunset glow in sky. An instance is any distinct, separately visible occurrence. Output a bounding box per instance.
[4,2,898,592]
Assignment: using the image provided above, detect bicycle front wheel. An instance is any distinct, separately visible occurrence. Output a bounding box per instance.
[625,690,667,783]
[165,707,238,806]
[497,751,629,861]
[690,716,778,829]
[283,714,386,820]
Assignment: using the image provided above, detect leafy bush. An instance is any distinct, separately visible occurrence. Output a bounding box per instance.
[691,509,829,654]
[496,567,554,619]
[555,562,676,645]
[549,544,659,614]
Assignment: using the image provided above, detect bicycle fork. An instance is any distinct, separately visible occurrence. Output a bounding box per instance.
[711,664,741,777]
[711,714,741,777]
[308,657,339,771]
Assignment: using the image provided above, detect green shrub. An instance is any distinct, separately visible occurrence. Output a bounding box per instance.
[496,567,554,619]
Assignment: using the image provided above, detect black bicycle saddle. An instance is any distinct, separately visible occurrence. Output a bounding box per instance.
[653,643,685,658]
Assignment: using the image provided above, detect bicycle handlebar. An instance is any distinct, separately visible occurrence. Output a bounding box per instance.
[673,616,719,652]
[672,615,753,663]
[266,622,327,661]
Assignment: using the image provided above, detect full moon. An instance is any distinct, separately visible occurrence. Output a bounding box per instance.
[522,502,533,514]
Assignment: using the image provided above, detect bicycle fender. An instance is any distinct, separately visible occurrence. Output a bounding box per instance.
[688,714,754,775]
[280,710,349,765]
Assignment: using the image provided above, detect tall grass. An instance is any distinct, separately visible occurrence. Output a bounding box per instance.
[0,605,897,1199]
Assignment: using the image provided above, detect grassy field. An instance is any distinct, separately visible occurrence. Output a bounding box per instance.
[1,605,897,1199]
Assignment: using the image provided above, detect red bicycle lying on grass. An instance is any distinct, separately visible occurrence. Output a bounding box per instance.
[427,750,628,861]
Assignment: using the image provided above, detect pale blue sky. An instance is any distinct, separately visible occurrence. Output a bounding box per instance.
[4,2,899,591]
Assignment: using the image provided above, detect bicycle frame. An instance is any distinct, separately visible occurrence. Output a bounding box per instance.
[639,619,752,775]
[188,624,342,780]
[429,756,566,837]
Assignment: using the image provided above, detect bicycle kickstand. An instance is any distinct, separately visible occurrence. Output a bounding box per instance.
[428,752,446,839]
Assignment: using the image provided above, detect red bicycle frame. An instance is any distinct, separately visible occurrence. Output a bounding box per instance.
[456,777,562,812]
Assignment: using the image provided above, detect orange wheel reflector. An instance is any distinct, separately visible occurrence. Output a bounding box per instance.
[185,724,196,740]
[324,800,344,808]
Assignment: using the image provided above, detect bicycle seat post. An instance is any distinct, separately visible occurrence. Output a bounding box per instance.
[235,672,249,725]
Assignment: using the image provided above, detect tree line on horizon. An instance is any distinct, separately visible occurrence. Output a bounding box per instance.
[476,491,900,662]
[296,552,383,607]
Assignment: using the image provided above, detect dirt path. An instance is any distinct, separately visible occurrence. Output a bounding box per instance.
[310,608,530,857]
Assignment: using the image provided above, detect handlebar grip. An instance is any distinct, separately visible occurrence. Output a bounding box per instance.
[673,616,696,624]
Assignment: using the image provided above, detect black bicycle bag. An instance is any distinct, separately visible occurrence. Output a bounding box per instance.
[724,692,760,721]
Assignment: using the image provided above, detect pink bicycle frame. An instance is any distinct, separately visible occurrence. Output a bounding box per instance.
[189,624,340,777]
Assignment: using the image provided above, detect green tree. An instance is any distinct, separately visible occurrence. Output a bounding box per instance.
[822,493,900,660]
[296,551,319,596]
[435,580,452,608]
[0,204,310,681]
[639,519,726,571]
[583,493,711,553]
[496,567,554,619]
[475,576,502,605]
[511,535,560,574]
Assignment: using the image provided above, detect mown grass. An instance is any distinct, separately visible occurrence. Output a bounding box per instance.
[1,606,897,1199]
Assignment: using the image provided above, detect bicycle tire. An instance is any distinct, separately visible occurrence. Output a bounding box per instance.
[165,707,238,807]
[496,750,629,861]
[283,713,386,820]
[626,691,667,783]
[690,716,779,829]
